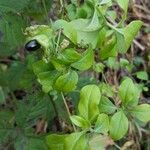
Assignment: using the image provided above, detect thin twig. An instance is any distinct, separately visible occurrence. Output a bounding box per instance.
[56,29,62,53]
[61,92,76,131]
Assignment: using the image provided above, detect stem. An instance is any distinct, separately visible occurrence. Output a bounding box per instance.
[114,143,121,150]
[55,29,62,53]
[61,92,76,131]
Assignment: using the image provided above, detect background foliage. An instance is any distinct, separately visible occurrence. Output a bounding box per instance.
[0,0,150,150]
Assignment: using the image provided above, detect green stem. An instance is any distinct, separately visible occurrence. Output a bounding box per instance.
[61,92,76,132]
[55,29,62,53]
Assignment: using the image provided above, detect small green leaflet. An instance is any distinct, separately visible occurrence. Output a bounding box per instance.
[118,77,140,107]
[130,104,150,123]
[78,84,101,123]
[135,71,149,81]
[109,110,129,140]
[123,21,143,52]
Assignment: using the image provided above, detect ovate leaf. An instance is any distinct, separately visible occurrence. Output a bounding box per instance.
[123,21,143,52]
[94,113,109,134]
[131,104,150,123]
[119,77,140,107]
[54,71,78,92]
[110,110,128,140]
[135,71,148,81]
[78,85,101,123]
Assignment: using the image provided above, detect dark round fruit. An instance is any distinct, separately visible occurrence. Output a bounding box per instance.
[25,39,41,51]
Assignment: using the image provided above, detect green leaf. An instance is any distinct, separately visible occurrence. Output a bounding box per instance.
[123,21,143,52]
[130,104,150,123]
[135,71,148,81]
[58,48,81,65]
[116,31,126,53]
[119,77,140,107]
[0,86,5,104]
[71,47,94,71]
[94,113,109,134]
[99,96,117,114]
[109,110,128,140]
[99,36,117,60]
[70,18,102,48]
[54,70,78,92]
[53,19,77,44]
[64,132,88,150]
[78,85,101,123]
[85,9,101,31]
[89,134,111,150]
[70,115,90,129]
[33,60,54,75]
[99,82,114,98]
[51,58,66,71]
[46,134,67,150]
[37,71,58,93]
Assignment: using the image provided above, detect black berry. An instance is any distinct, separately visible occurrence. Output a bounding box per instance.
[25,39,41,51]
